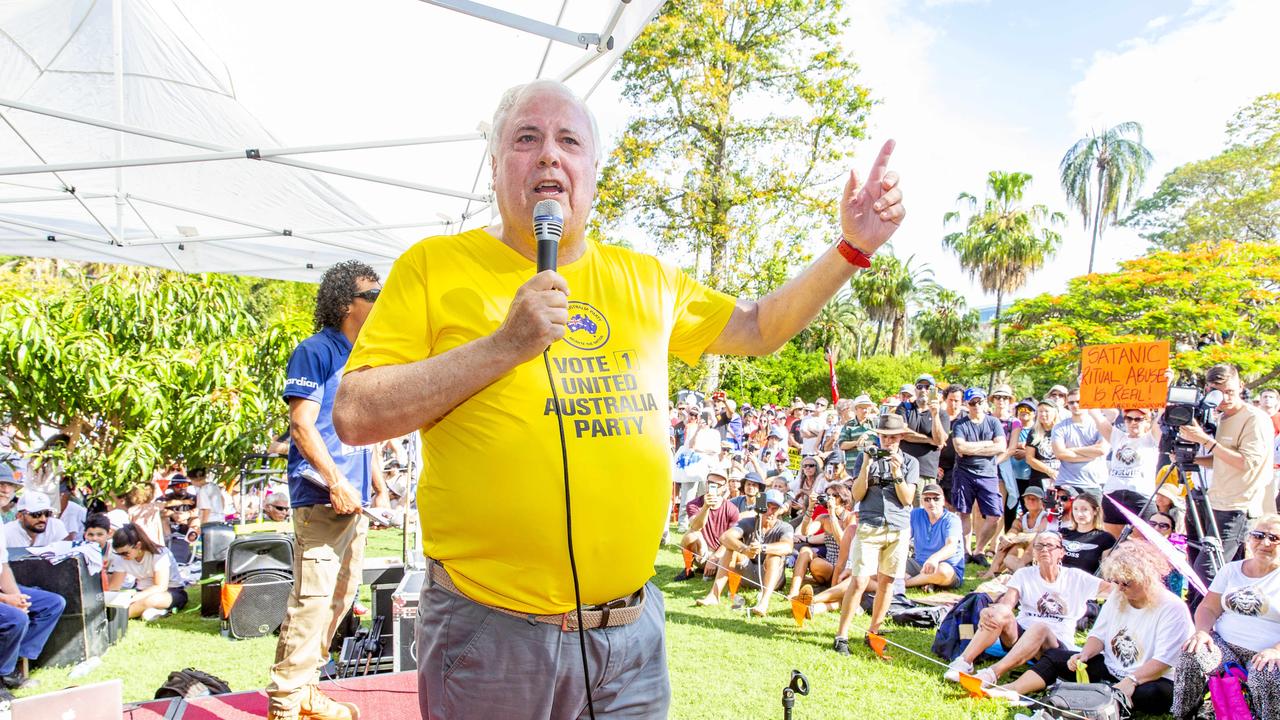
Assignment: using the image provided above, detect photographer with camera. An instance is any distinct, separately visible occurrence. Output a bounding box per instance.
[1176,364,1275,606]
[676,465,740,581]
[696,490,794,616]
[831,414,918,655]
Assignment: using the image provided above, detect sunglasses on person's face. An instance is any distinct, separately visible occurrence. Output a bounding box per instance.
[1249,530,1280,544]
[922,495,943,502]
[269,505,290,512]
[353,288,381,302]
[967,400,984,407]
[802,463,817,469]
[1066,399,1081,406]
[1124,415,1146,423]
[1149,521,1173,531]
[26,510,53,519]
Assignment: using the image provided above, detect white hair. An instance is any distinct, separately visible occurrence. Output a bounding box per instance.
[488,79,602,167]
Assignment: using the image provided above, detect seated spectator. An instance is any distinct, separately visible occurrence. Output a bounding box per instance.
[0,466,19,524]
[732,472,765,517]
[946,530,1105,684]
[1172,513,1280,719]
[0,536,66,692]
[108,523,189,620]
[675,466,739,581]
[832,414,918,654]
[983,486,1050,579]
[696,489,793,615]
[1140,510,1186,597]
[58,477,87,541]
[162,492,198,564]
[1152,481,1186,534]
[821,450,847,486]
[263,490,292,523]
[906,483,964,591]
[190,468,226,526]
[123,484,166,547]
[3,493,70,547]
[787,483,854,601]
[791,455,823,496]
[986,541,1193,716]
[1060,492,1115,574]
[83,513,112,553]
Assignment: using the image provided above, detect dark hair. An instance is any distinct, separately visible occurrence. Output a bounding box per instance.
[1206,364,1239,386]
[825,483,852,508]
[314,260,380,330]
[112,522,161,555]
[943,384,964,399]
[85,513,111,533]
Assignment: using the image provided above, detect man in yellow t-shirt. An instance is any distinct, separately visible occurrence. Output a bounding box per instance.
[333,78,905,719]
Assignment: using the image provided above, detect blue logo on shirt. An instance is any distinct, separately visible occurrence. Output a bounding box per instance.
[564,301,610,350]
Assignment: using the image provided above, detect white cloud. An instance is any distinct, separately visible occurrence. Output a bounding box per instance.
[1067,0,1280,273]
[1145,15,1170,30]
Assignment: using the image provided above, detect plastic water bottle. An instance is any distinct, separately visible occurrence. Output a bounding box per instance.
[68,656,101,679]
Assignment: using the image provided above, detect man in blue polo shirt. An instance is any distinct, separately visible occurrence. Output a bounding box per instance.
[267,261,386,720]
[906,483,964,590]
[949,387,1006,568]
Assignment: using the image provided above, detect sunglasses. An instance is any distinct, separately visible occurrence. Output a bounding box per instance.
[802,464,817,469]
[1149,521,1173,531]
[1032,542,1062,550]
[1249,530,1280,544]
[967,400,984,406]
[1124,415,1146,422]
[922,495,943,502]
[353,288,381,302]
[1066,399,1081,406]
[269,505,290,511]
[26,510,53,519]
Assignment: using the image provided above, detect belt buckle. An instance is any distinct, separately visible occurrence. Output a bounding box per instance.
[560,611,577,633]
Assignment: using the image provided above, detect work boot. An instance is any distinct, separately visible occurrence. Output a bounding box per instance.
[269,686,360,720]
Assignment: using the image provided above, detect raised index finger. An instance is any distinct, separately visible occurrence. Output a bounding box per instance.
[866,139,896,190]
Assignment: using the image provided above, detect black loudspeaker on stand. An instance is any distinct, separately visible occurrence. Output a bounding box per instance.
[200,522,237,617]
[221,533,294,640]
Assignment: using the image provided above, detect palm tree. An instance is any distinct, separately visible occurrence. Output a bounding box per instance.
[913,287,980,366]
[1060,122,1154,273]
[849,251,932,356]
[799,292,867,361]
[943,170,1065,351]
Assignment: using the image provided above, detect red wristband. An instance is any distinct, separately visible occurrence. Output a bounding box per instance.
[836,238,873,268]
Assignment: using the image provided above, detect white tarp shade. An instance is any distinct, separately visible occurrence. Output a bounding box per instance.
[0,0,663,281]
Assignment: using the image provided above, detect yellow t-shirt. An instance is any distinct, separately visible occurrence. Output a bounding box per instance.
[346,228,735,613]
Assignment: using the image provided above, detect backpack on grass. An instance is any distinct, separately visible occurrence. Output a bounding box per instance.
[931,591,995,661]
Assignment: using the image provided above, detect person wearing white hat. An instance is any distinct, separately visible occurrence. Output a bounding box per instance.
[837,395,878,453]
[3,492,71,549]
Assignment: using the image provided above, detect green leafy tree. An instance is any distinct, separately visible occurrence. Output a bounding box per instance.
[592,0,872,389]
[1059,121,1154,273]
[943,170,1064,351]
[979,241,1280,389]
[1124,93,1280,251]
[0,263,307,496]
[913,287,979,366]
[849,251,931,356]
[794,292,867,361]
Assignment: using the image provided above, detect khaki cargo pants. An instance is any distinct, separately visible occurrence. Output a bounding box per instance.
[266,505,367,713]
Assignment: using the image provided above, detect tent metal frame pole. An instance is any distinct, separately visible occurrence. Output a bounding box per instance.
[420,0,604,49]
[597,1,631,54]
[0,193,115,204]
[0,215,113,244]
[0,98,490,201]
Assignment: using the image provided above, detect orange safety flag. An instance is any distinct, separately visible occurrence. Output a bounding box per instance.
[221,582,243,619]
[682,548,694,574]
[789,599,807,628]
[866,631,891,661]
[727,571,741,597]
[958,672,986,699]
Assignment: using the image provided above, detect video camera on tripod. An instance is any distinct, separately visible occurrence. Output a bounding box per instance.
[1158,385,1223,467]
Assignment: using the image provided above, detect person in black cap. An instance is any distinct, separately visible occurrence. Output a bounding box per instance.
[895,373,949,487]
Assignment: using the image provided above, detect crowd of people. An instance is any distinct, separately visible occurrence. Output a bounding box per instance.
[670,364,1280,718]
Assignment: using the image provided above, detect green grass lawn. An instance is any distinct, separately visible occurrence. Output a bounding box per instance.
[16,526,1057,718]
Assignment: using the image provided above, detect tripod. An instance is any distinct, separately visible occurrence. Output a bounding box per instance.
[1119,461,1225,582]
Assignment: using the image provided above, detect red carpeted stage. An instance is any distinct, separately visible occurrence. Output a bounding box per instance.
[124,671,418,719]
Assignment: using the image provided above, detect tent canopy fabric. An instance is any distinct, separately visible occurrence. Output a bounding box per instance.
[0,0,663,281]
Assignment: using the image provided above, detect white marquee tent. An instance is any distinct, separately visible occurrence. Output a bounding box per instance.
[0,0,664,281]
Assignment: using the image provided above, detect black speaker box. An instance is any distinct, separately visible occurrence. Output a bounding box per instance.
[8,554,107,668]
[199,522,236,617]
[226,533,293,581]
[222,533,294,640]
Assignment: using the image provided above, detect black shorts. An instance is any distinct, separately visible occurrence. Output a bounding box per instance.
[166,586,190,610]
[1102,488,1148,525]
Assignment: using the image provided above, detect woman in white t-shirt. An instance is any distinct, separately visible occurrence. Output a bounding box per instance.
[1172,513,1280,719]
[987,541,1193,715]
[108,522,188,620]
[945,530,1106,686]
[1101,408,1161,538]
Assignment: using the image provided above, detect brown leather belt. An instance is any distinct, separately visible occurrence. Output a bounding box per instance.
[427,561,645,632]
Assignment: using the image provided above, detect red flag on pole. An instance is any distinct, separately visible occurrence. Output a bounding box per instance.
[826,346,840,404]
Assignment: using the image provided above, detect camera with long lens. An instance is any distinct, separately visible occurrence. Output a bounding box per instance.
[1159,385,1223,467]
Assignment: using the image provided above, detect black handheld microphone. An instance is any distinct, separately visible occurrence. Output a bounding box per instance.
[533,199,564,273]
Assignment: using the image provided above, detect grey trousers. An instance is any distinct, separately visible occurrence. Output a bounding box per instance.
[415,579,670,720]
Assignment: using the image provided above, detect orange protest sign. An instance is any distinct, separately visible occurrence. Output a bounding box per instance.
[958,672,986,698]
[1078,340,1170,409]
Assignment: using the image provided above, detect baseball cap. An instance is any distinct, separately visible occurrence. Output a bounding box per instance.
[920,483,944,498]
[1015,398,1037,413]
[963,387,987,403]
[851,394,875,408]
[0,463,20,486]
[706,463,729,481]
[805,403,816,411]
[769,427,786,440]
[1022,486,1046,500]
[915,374,936,387]
[763,489,785,507]
[16,492,54,515]
[1048,384,1069,396]
[1056,485,1080,499]
[824,450,846,467]
[727,467,746,482]
[990,384,1015,399]
[898,384,916,396]
[169,474,190,484]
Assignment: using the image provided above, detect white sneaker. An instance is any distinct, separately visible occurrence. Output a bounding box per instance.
[944,657,974,682]
[141,608,166,622]
[975,668,998,686]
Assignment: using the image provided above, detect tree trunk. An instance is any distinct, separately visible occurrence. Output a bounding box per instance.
[871,319,883,356]
[703,354,722,395]
[1087,168,1106,273]
[890,314,904,356]
[989,287,1004,388]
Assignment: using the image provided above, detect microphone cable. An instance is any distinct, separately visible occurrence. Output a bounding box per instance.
[542,347,598,720]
